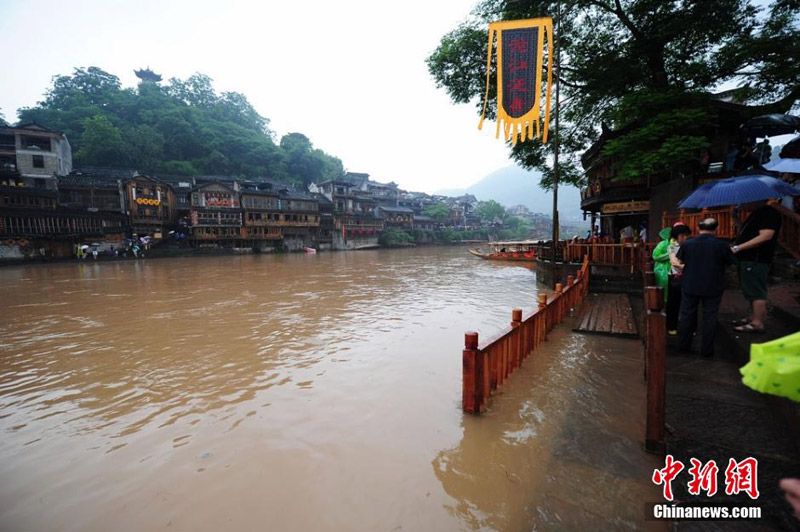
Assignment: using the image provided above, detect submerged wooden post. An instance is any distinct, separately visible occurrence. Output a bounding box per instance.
[555,283,564,323]
[463,332,480,414]
[511,308,522,369]
[645,286,666,454]
[567,275,575,309]
[537,293,547,345]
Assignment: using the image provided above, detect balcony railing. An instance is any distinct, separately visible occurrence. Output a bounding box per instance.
[664,204,799,258]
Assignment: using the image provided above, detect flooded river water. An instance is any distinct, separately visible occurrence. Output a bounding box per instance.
[0,247,663,531]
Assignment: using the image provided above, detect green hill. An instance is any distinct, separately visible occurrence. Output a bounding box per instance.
[16,67,343,187]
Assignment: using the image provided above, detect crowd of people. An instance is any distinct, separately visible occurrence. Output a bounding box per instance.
[74,238,148,260]
[652,199,783,357]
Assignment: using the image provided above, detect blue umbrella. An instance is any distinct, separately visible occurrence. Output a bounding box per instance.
[678,174,800,209]
[765,158,800,174]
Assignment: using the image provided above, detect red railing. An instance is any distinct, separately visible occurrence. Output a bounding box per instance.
[663,207,738,239]
[462,256,590,414]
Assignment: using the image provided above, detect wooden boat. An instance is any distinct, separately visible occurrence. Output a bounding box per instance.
[303,247,317,254]
[468,240,538,261]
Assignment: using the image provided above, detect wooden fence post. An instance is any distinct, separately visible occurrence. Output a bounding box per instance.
[537,293,547,344]
[463,332,480,414]
[645,286,666,454]
[511,309,522,370]
[567,275,575,309]
[555,283,564,323]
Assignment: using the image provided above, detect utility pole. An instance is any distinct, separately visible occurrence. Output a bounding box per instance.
[551,0,561,287]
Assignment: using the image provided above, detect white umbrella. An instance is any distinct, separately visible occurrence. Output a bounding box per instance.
[81,245,90,249]
[765,158,800,173]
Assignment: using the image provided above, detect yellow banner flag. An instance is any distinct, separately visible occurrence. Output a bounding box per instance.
[478,18,554,145]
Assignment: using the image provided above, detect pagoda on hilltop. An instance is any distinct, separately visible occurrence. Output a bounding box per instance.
[134,67,162,83]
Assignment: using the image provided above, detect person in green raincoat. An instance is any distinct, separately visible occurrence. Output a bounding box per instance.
[652,227,672,298]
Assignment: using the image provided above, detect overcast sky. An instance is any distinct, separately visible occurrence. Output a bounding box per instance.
[0,0,536,194]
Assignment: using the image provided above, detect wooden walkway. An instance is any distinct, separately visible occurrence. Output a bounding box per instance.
[573,293,638,337]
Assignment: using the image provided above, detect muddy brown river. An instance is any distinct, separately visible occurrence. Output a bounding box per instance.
[0,247,663,531]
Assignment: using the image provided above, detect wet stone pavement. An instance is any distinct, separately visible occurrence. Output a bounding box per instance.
[664,283,800,531]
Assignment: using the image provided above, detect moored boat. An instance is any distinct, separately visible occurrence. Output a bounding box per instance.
[468,240,538,261]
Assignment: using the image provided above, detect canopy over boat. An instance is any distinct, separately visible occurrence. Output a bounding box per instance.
[468,240,541,261]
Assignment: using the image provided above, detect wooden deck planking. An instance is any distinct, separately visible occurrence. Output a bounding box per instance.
[573,293,638,337]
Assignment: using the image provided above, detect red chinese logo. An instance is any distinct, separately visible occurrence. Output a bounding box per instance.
[652,456,760,501]
[724,457,760,499]
[687,458,719,497]
[652,454,684,501]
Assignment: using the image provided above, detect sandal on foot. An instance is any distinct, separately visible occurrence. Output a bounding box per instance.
[735,323,765,333]
[731,318,751,326]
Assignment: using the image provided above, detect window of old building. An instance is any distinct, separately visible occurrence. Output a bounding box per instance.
[32,155,44,168]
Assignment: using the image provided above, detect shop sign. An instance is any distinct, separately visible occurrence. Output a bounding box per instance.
[602,200,650,214]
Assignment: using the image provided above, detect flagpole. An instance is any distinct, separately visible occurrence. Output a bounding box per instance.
[551,0,560,287]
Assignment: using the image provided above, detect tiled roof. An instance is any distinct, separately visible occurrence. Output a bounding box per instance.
[71,167,137,179]
[377,205,414,213]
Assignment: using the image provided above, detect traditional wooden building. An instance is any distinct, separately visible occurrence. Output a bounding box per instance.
[156,175,194,226]
[580,94,798,240]
[122,175,177,239]
[312,193,334,248]
[310,178,383,249]
[376,205,415,231]
[413,214,436,231]
[58,174,125,214]
[0,183,125,259]
[189,181,241,245]
[240,186,283,246]
[278,189,321,249]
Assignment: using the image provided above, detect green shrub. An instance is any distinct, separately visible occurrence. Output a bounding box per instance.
[378,228,413,247]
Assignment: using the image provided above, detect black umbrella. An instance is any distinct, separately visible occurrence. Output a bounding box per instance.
[780,136,800,159]
[740,114,800,138]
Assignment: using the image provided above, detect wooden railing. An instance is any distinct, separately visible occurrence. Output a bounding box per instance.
[663,207,738,239]
[534,240,655,273]
[663,204,800,258]
[462,256,590,414]
[564,241,656,273]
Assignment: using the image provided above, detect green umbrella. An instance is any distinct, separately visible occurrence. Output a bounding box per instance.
[741,332,800,401]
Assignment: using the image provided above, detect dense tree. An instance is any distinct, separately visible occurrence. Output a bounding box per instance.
[475,199,507,222]
[16,67,343,186]
[123,124,164,172]
[279,133,344,188]
[428,0,800,188]
[423,203,450,222]
[77,115,125,166]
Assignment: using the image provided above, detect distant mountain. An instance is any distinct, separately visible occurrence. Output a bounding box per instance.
[437,165,585,221]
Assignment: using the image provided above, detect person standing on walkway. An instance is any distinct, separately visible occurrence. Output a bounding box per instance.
[731,199,782,333]
[666,223,692,335]
[652,226,672,299]
[676,218,735,357]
